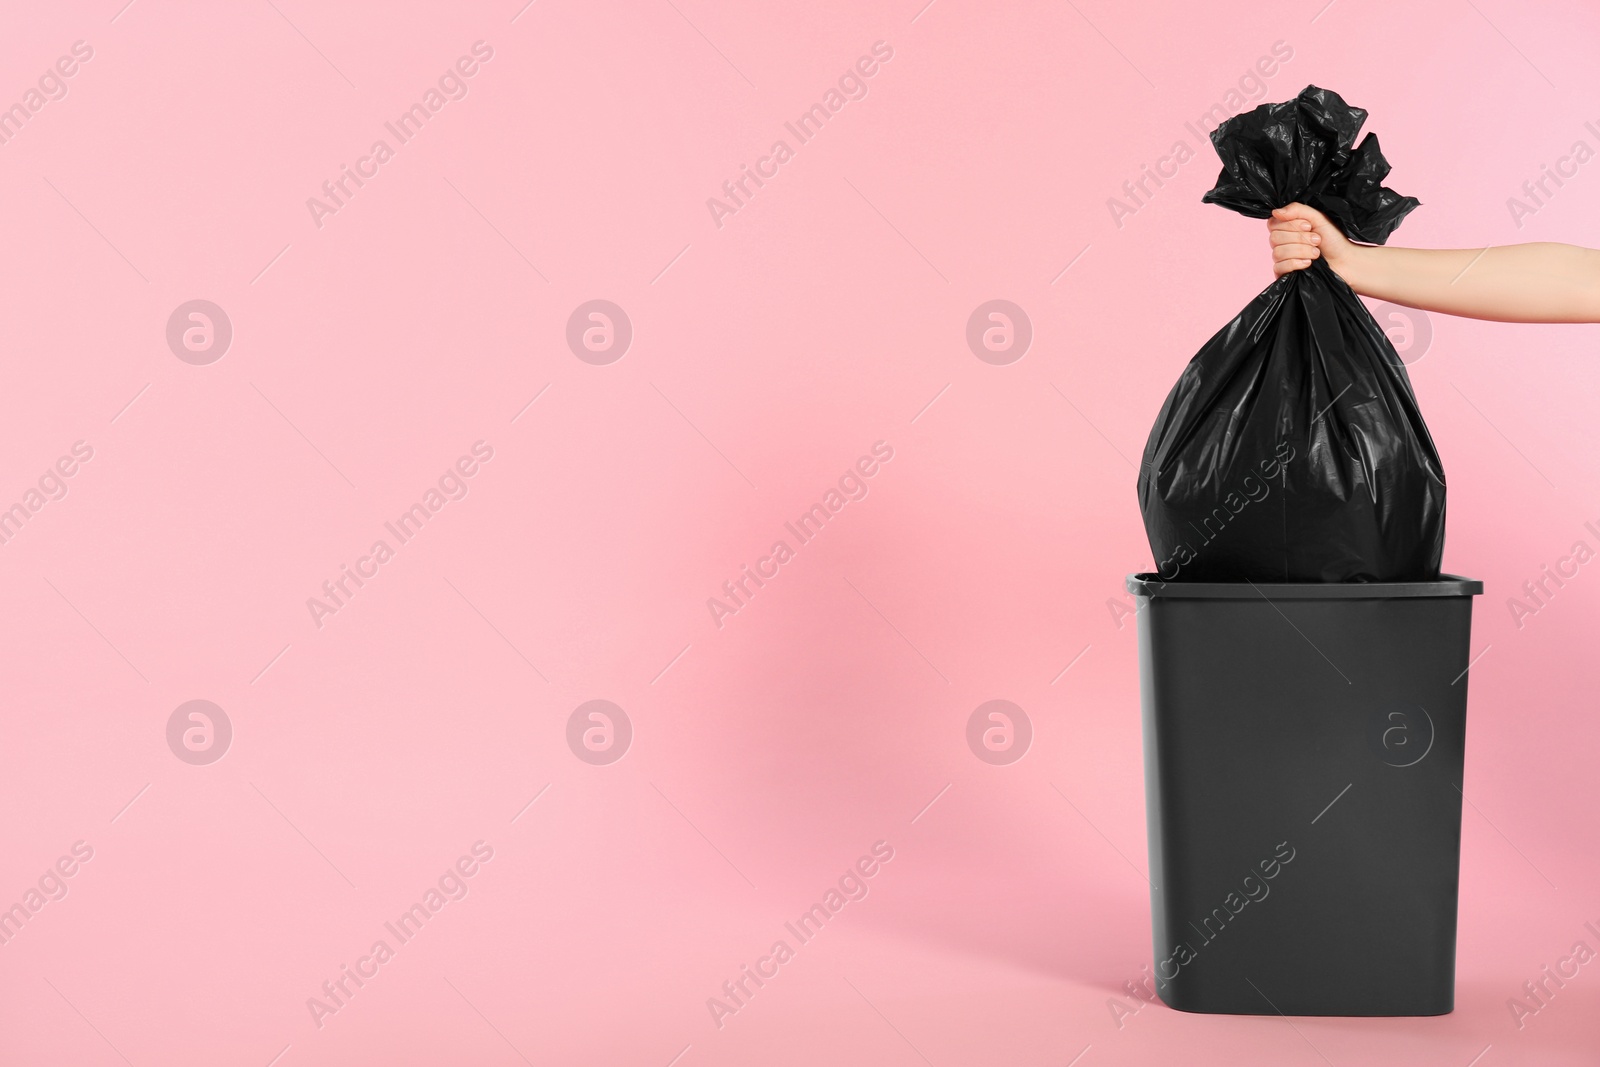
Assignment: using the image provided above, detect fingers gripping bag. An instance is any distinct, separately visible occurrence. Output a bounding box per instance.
[1137,85,1445,583]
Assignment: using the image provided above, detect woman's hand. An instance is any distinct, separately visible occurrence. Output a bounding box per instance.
[1268,203,1358,280]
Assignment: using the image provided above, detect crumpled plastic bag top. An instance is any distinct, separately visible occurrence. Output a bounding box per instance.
[1200,84,1420,243]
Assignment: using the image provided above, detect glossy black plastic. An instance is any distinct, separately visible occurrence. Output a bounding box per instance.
[1128,573,1481,1015]
[1138,85,1446,582]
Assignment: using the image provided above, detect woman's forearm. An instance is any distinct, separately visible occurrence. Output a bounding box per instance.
[1340,242,1600,323]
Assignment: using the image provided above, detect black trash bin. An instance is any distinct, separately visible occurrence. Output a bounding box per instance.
[1127,572,1483,1016]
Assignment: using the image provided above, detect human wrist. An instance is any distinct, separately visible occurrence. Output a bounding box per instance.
[1330,243,1376,295]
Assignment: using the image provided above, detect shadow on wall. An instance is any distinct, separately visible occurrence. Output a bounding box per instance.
[652,441,1153,994]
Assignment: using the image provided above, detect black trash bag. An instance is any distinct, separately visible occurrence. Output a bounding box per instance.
[1137,84,1445,583]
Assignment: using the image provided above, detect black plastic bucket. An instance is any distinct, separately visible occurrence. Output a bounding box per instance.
[1126,572,1483,1016]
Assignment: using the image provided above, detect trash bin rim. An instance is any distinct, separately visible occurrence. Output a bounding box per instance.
[1124,572,1482,599]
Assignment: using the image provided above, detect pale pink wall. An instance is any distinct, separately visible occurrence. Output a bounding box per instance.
[2,1,1599,1064]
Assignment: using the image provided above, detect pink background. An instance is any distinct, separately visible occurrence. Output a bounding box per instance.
[2,0,1599,1064]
